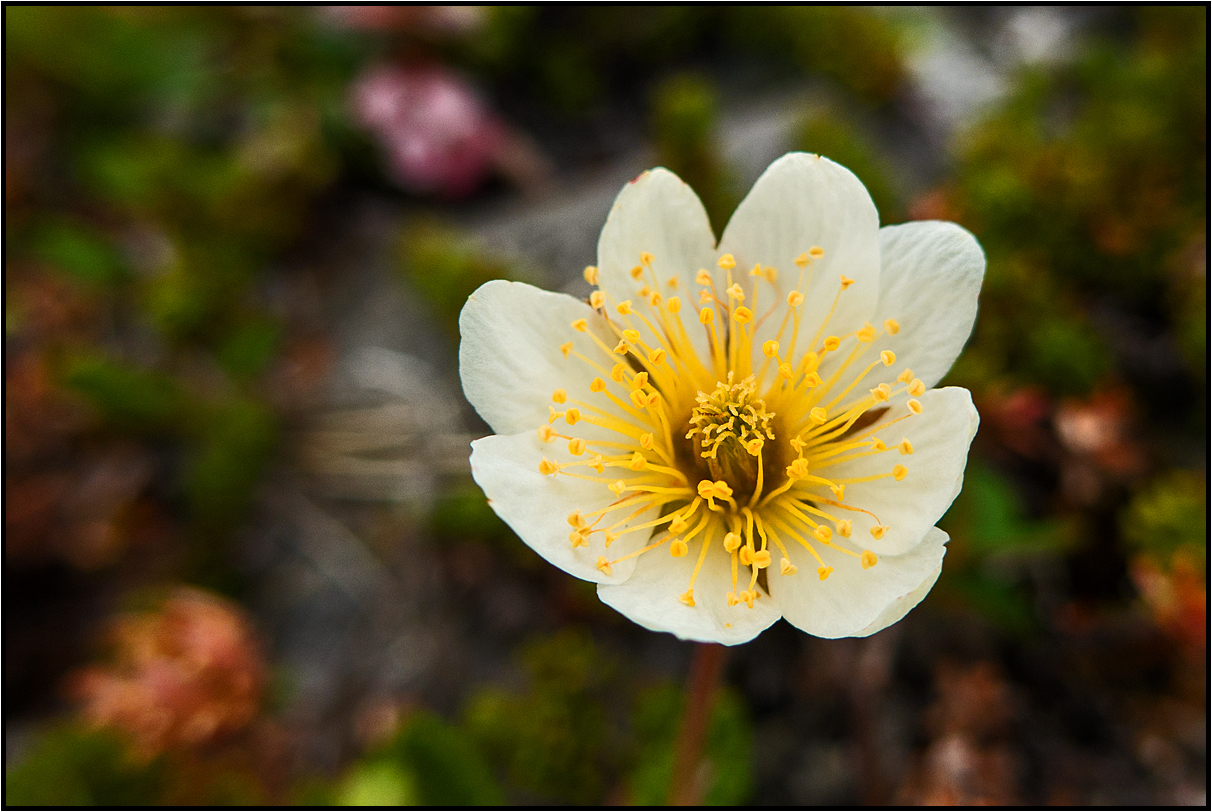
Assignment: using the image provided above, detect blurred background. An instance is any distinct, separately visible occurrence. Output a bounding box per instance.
[4,6,1206,806]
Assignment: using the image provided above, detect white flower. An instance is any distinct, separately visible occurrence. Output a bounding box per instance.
[460,153,983,645]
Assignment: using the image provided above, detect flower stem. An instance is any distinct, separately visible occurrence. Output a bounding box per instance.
[667,641,728,806]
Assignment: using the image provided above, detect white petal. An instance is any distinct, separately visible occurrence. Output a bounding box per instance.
[459,280,617,437]
[768,525,947,639]
[469,431,660,585]
[869,221,986,390]
[851,528,949,637]
[597,532,781,645]
[827,386,978,556]
[718,153,881,380]
[596,168,720,361]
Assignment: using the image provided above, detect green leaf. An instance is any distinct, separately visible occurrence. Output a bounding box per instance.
[62,353,186,432]
[390,712,505,806]
[4,724,163,806]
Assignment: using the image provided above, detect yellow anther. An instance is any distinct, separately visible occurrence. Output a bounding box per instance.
[818,566,833,581]
[857,323,876,342]
[745,438,764,456]
[762,340,780,358]
[738,546,753,566]
[632,371,648,390]
[881,350,896,366]
[590,377,606,393]
[884,318,900,335]
[726,592,739,607]
[830,483,845,501]
[629,452,647,471]
[748,263,762,277]
[571,318,588,332]
[814,525,833,542]
[907,399,923,414]
[669,538,688,557]
[699,289,713,303]
[645,391,661,407]
[787,290,804,307]
[596,556,613,575]
[564,408,581,425]
[669,515,689,534]
[870,385,890,403]
[667,296,682,313]
[801,351,820,372]
[794,252,810,268]
[667,276,679,288]
[538,425,556,442]
[713,480,733,498]
[870,526,888,540]
[560,342,573,358]
[840,275,855,290]
[899,438,914,455]
[590,291,605,309]
[568,437,586,456]
[787,458,810,480]
[871,438,887,451]
[790,437,807,453]
[569,530,588,548]
[804,372,823,387]
[823,336,841,352]
[764,266,778,283]
[679,589,695,607]
[892,464,908,481]
[640,432,654,449]
[567,510,585,528]
[611,363,627,382]
[908,378,926,397]
[552,388,567,404]
[649,348,666,365]
[726,283,745,301]
[897,368,914,384]
[699,307,714,325]
[836,519,852,538]
[629,265,644,280]
[733,306,753,323]
[613,340,629,355]
[752,550,771,569]
[741,590,756,608]
[583,265,599,285]
[861,550,878,569]
[723,532,742,553]
[609,480,626,495]
[810,407,828,424]
[605,531,620,546]
[809,245,825,259]
[780,557,798,575]
[590,454,605,473]
[548,406,562,424]
[718,254,736,270]
[649,292,662,307]
[640,251,654,266]
[779,362,794,380]
[695,269,713,285]
[617,300,633,315]
[630,390,647,408]
[539,458,559,476]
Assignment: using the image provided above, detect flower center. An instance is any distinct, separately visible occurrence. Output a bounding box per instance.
[685,373,776,503]
[537,250,925,614]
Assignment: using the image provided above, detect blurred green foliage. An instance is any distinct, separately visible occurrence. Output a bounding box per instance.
[396,222,522,340]
[4,725,163,806]
[651,74,737,234]
[938,463,1074,635]
[1120,471,1207,570]
[947,7,1207,396]
[627,683,753,806]
[464,629,614,803]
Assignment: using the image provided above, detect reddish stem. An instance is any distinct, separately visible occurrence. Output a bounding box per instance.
[667,642,729,806]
